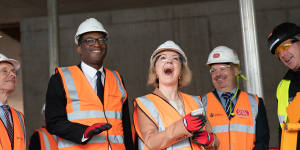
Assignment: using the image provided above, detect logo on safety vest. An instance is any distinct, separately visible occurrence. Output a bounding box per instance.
[209,113,223,118]
[236,109,249,118]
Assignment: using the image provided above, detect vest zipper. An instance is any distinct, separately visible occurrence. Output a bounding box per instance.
[228,120,231,150]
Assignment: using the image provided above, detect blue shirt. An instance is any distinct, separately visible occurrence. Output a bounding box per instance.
[216,88,237,110]
[0,102,13,128]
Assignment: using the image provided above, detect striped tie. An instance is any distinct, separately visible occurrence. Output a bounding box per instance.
[221,92,234,119]
[2,105,14,148]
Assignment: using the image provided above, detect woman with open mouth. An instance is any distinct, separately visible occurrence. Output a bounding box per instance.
[133,40,219,150]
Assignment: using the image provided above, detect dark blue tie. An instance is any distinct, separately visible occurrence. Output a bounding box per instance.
[96,71,104,103]
[222,92,234,119]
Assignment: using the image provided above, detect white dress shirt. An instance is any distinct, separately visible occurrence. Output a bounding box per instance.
[81,61,105,93]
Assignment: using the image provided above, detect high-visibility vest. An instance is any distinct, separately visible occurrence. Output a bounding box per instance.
[57,66,127,150]
[0,106,26,150]
[32,127,58,150]
[202,91,258,150]
[133,92,204,150]
[276,79,291,128]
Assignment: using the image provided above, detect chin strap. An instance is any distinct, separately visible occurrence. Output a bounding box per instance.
[229,72,248,117]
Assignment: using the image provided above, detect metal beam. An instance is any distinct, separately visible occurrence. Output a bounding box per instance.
[239,0,264,98]
[47,0,59,76]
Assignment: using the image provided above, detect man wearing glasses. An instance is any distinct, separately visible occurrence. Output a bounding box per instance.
[0,53,26,150]
[45,18,134,150]
[267,22,300,148]
[201,46,269,150]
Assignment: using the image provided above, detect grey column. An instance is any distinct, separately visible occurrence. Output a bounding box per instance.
[239,0,264,98]
[47,0,59,76]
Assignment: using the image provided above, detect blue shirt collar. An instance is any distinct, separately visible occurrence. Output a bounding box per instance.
[216,88,238,106]
[0,102,8,106]
[216,88,237,98]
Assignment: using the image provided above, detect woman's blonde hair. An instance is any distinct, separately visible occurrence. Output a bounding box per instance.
[147,51,192,88]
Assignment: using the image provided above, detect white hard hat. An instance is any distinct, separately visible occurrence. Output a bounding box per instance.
[206,46,240,66]
[74,18,108,45]
[0,53,20,70]
[150,40,187,64]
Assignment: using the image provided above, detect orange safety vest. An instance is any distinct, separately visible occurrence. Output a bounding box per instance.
[57,66,127,150]
[0,106,26,150]
[201,91,258,150]
[133,92,204,150]
[31,127,58,150]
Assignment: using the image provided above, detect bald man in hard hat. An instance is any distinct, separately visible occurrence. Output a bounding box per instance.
[45,18,134,150]
[201,46,269,150]
[267,22,300,148]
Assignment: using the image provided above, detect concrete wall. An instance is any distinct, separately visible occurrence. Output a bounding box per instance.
[21,0,300,147]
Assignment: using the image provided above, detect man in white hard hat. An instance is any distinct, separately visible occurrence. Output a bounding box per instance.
[0,53,26,150]
[201,46,269,150]
[45,18,134,150]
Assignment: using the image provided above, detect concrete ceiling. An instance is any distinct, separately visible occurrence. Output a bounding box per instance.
[0,0,217,41]
[0,0,214,24]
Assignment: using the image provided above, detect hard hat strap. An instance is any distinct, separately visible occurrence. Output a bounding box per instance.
[228,73,248,117]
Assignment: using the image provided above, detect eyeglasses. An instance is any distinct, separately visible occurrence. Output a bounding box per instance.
[275,39,299,57]
[0,68,17,76]
[81,37,108,46]
[210,65,231,74]
[157,55,181,63]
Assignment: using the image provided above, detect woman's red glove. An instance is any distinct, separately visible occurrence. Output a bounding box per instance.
[183,112,206,133]
[192,131,214,146]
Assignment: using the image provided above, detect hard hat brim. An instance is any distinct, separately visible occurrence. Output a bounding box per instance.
[150,48,187,64]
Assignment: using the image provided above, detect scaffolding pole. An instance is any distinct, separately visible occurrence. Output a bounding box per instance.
[47,0,59,76]
[239,0,264,98]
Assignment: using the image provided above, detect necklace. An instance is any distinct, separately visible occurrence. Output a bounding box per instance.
[169,94,185,116]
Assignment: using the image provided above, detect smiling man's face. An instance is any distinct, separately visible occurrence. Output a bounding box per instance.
[77,32,107,70]
[277,39,300,71]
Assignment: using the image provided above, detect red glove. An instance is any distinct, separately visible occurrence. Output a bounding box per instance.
[84,123,112,138]
[192,131,214,146]
[183,112,206,133]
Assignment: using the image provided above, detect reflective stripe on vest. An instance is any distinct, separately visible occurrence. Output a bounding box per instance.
[40,129,51,150]
[57,66,127,150]
[0,107,26,150]
[137,96,165,130]
[212,124,255,134]
[58,134,124,148]
[276,79,290,127]
[111,71,127,103]
[15,111,26,145]
[67,110,122,121]
[37,128,58,150]
[60,67,80,111]
[134,93,203,150]
[202,91,258,150]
